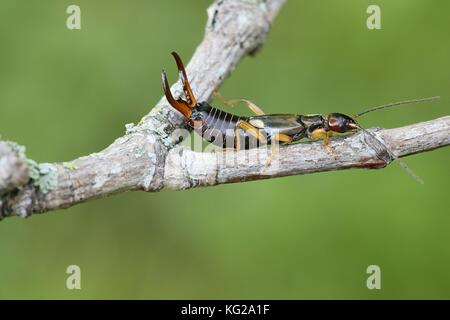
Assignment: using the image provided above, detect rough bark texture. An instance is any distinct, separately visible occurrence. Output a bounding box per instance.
[0,0,449,221]
[0,142,29,196]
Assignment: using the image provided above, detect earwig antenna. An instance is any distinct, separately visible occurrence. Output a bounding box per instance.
[356,124,424,184]
[355,96,440,118]
[352,95,440,182]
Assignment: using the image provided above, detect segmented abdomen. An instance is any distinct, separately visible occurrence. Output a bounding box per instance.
[191,103,243,148]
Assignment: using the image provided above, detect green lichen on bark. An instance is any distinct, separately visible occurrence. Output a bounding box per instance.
[4,141,58,194]
[63,162,78,170]
[28,161,58,194]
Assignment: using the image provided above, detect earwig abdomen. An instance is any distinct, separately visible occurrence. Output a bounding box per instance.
[189,102,311,149]
[190,102,249,148]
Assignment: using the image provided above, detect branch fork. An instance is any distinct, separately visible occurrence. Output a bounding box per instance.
[1,0,449,220]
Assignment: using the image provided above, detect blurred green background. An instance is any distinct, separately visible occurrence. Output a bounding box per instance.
[0,0,449,299]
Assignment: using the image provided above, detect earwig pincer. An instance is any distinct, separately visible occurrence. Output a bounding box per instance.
[162,52,439,181]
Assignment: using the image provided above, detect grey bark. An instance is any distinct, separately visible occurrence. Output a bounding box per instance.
[0,0,449,221]
[0,142,29,196]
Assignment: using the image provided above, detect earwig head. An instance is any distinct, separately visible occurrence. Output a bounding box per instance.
[327,96,439,134]
[327,113,359,133]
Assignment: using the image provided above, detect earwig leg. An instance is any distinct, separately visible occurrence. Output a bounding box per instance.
[171,52,197,108]
[235,120,268,145]
[233,126,242,151]
[214,91,266,116]
[213,91,227,105]
[323,132,336,159]
[310,128,336,159]
[274,132,293,143]
[239,99,266,116]
[264,133,292,170]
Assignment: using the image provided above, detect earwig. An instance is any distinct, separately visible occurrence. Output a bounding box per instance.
[162,52,439,182]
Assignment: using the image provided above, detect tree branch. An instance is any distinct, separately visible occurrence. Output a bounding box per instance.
[163,116,450,189]
[0,0,449,221]
[0,0,286,219]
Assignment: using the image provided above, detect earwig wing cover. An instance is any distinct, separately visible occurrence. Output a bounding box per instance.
[249,115,304,135]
